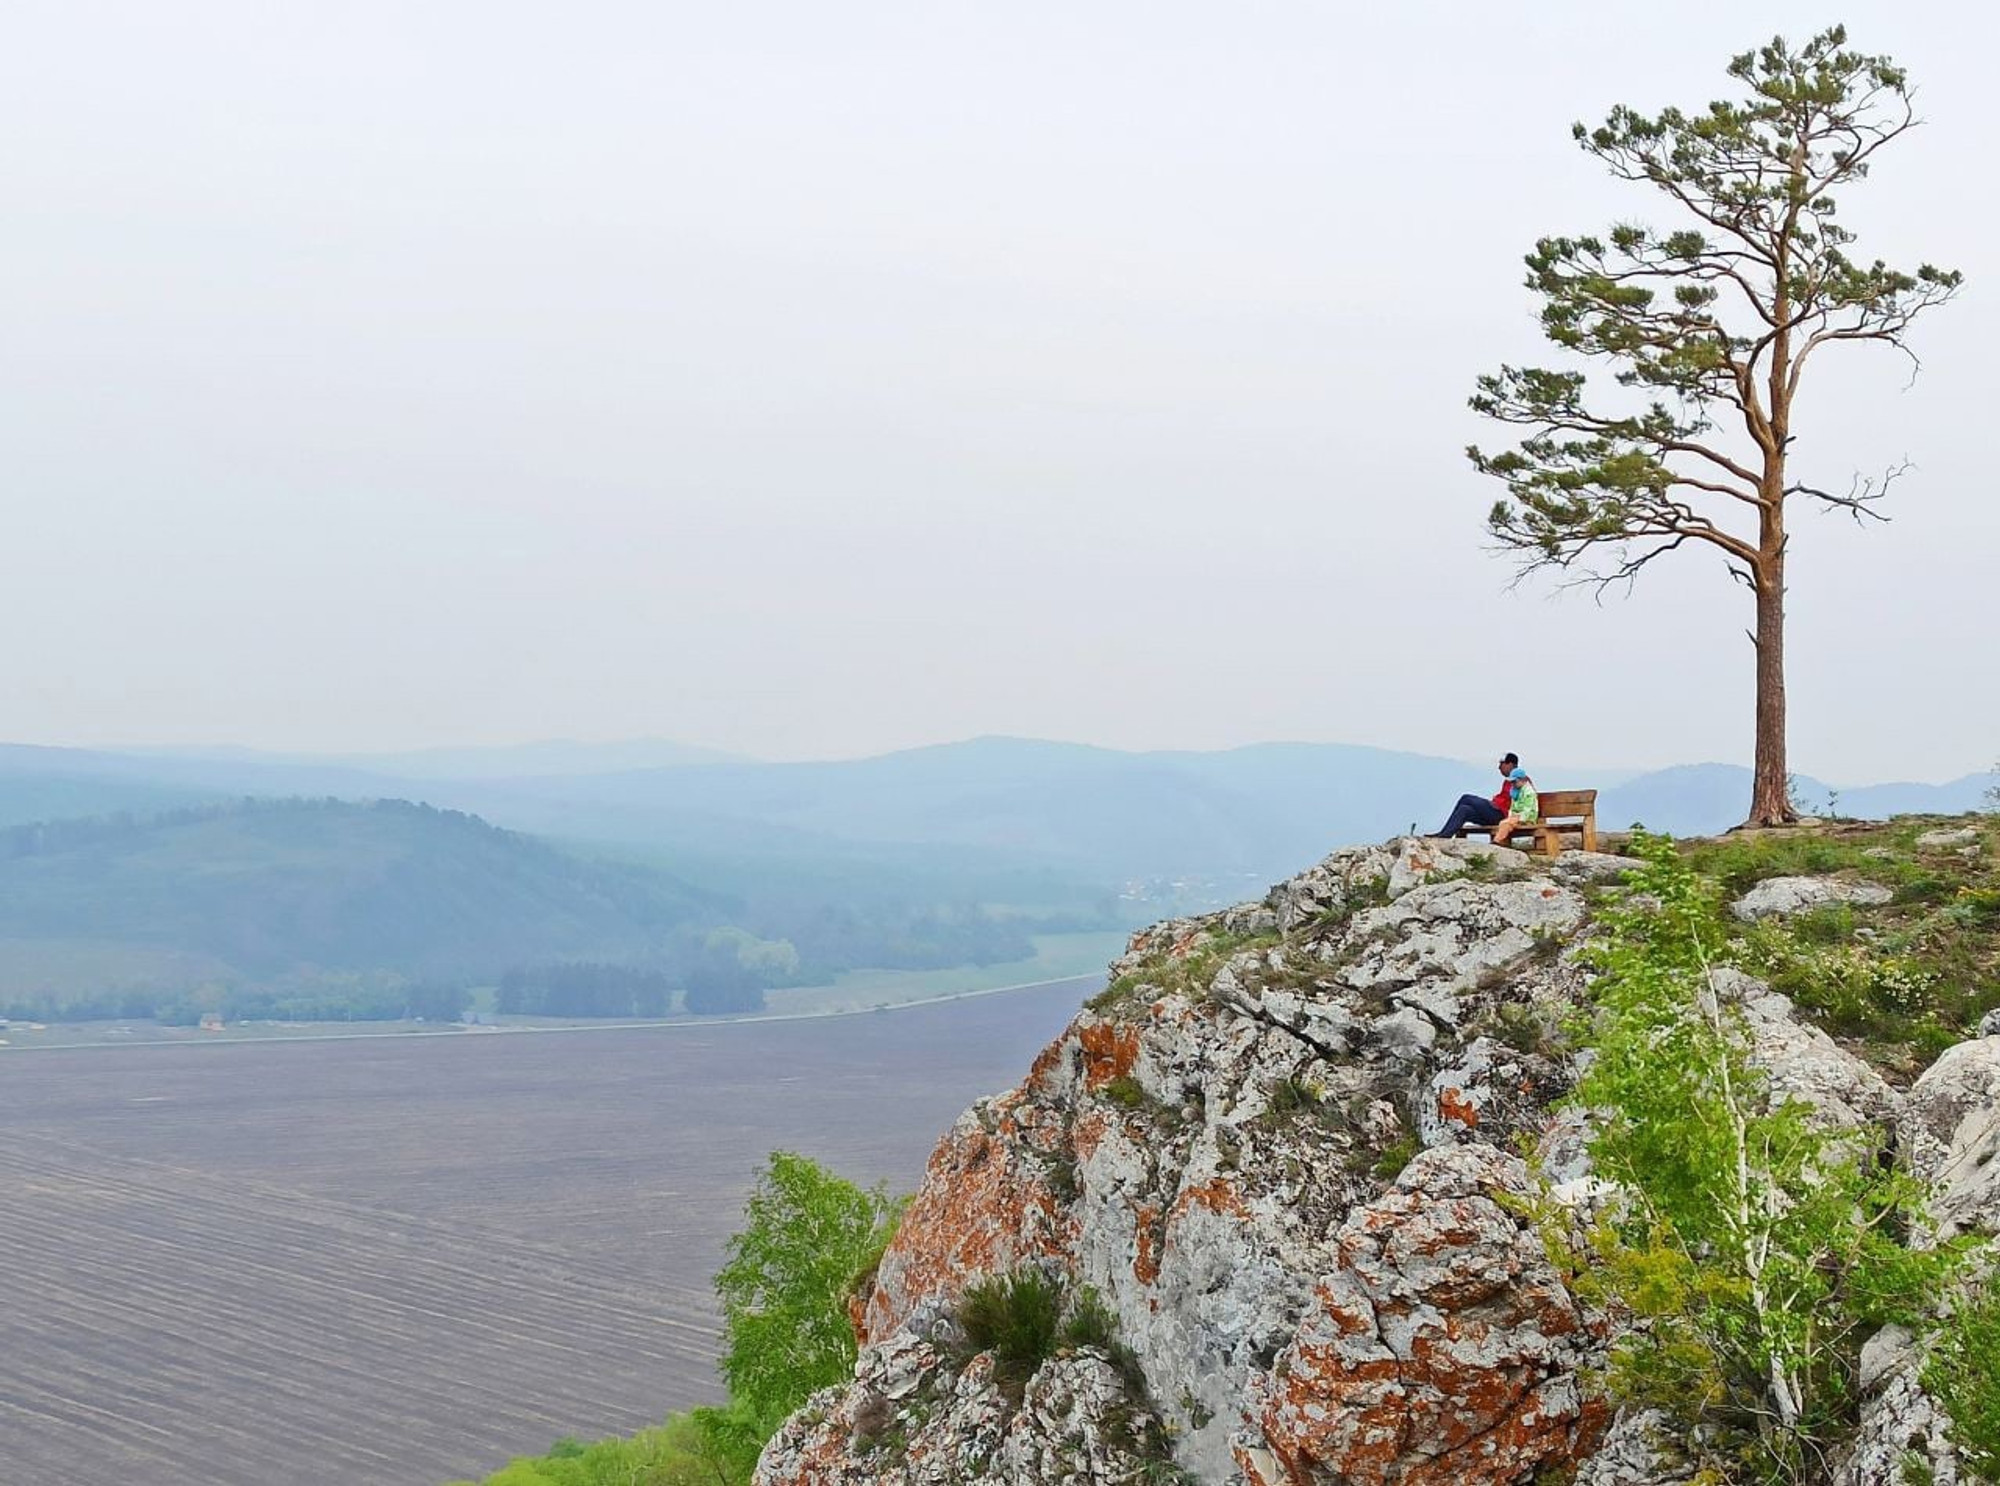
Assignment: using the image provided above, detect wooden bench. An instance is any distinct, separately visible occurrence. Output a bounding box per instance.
[1457,789,1599,857]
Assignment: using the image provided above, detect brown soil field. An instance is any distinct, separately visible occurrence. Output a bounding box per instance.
[0,977,1094,1485]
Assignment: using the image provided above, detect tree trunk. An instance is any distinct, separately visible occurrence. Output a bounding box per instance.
[1747,558,1797,826]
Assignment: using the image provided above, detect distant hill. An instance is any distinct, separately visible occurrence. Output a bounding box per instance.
[117,737,743,780]
[1,739,1990,921]
[469,738,1481,879]
[1598,763,1998,835]
[444,738,1999,879]
[0,798,714,997]
[0,766,221,831]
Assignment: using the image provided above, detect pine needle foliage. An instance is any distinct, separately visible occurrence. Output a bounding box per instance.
[1566,832,1968,1483]
[1468,28,1962,826]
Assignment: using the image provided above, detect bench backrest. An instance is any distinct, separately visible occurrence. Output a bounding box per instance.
[1534,789,1597,819]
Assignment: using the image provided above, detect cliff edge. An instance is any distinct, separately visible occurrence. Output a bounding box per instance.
[755,829,2000,1485]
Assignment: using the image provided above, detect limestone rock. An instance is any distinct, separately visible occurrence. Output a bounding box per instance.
[755,1307,1177,1485]
[1901,1035,2000,1239]
[1339,877,1585,1001]
[1729,875,1892,921]
[1835,1324,1961,1486]
[1574,1410,1699,1486]
[1816,1034,2000,1486]
[756,835,1974,1486]
[1721,969,1902,1129]
[1916,826,1981,849]
[1246,1145,1608,1486]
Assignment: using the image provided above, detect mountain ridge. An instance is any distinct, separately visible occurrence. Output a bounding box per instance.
[2,739,1991,888]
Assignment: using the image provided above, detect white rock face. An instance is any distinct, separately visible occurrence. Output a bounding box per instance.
[1573,1409,1698,1486]
[757,839,1613,1486]
[1729,875,1893,921]
[1721,970,1902,1130]
[1341,877,1586,1002]
[1837,1324,1963,1486]
[1814,1037,2000,1485]
[1902,1036,2000,1240]
[753,835,1996,1486]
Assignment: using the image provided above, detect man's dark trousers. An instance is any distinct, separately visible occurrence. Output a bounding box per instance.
[1434,794,1503,838]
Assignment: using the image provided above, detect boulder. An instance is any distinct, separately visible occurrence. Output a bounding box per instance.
[1901,1035,2000,1239]
[1729,876,1892,922]
[1916,827,1981,850]
[1721,970,1902,1129]
[1247,1145,1608,1485]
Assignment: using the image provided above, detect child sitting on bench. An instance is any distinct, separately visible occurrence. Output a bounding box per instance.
[1489,767,1539,846]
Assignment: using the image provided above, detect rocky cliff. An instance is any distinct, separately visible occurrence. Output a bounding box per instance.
[755,831,2000,1485]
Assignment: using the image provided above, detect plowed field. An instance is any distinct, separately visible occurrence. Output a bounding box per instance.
[0,979,1091,1485]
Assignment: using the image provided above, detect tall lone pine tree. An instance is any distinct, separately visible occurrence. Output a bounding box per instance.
[1469,28,1959,825]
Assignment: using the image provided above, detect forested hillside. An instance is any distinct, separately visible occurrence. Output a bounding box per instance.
[0,800,707,1015]
[0,798,1090,1023]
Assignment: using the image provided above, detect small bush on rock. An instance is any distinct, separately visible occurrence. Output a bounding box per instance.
[957,1269,1064,1394]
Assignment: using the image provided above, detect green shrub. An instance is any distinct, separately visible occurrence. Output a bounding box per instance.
[1945,886,2000,931]
[1562,831,1970,1483]
[715,1152,903,1435]
[456,1411,757,1485]
[1372,1133,1420,1181]
[1678,831,1906,898]
[1085,925,1283,1017]
[1264,1074,1321,1117]
[1086,972,1145,1013]
[1923,1286,2000,1477]
[1788,903,1856,945]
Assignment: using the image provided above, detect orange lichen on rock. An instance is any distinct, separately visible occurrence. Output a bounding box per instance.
[1132,1203,1163,1285]
[1169,1176,1249,1222]
[1075,1020,1142,1090]
[1436,1085,1481,1130]
[858,1111,1077,1344]
[845,1286,870,1347]
[1025,1033,1072,1092]
[1254,1147,1607,1484]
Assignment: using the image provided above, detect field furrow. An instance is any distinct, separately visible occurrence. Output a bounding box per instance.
[0,979,1090,1483]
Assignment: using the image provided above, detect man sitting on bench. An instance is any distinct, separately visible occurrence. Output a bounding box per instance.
[1431,752,1525,840]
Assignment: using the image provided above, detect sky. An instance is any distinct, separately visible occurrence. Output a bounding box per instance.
[3,1,1994,783]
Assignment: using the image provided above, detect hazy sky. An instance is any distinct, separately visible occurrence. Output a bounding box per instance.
[4,1,1994,782]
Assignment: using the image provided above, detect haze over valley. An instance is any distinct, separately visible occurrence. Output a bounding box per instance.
[2,734,1992,1032]
[8,1,2000,1482]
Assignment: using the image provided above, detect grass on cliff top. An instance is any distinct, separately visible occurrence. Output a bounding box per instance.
[1084,875,1404,1022]
[1085,924,1283,1016]
[1659,814,2000,1077]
